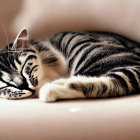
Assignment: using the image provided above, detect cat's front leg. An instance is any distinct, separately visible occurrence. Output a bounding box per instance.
[39,83,59,102]
[0,86,33,99]
[39,75,126,102]
[39,79,85,102]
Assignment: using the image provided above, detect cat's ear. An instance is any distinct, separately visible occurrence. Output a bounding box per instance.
[12,28,29,50]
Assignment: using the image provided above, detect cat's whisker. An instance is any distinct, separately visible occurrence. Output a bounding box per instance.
[1,51,19,53]
[1,49,27,55]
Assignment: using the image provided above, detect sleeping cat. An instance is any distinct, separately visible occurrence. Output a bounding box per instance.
[0,28,140,102]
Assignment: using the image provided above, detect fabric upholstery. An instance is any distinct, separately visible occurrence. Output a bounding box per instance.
[0,96,140,140]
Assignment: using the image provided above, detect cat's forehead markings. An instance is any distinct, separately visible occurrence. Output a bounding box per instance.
[19,52,36,60]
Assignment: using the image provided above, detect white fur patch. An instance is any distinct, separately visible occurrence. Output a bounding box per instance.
[0,81,7,88]
[1,71,11,82]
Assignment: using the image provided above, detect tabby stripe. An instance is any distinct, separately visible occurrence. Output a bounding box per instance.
[1,55,11,67]
[29,65,38,77]
[68,39,92,57]
[108,73,129,94]
[58,32,69,52]
[75,47,127,74]
[68,43,91,71]
[133,69,140,78]
[59,33,74,55]
[26,55,37,62]
[135,66,140,71]
[90,53,140,73]
[15,57,22,65]
[77,55,140,77]
[110,68,140,91]
[117,38,128,48]
[101,84,108,95]
[118,69,139,92]
[9,55,18,70]
[22,49,36,53]
[0,76,24,91]
[21,55,37,76]
[63,33,85,57]
[2,54,13,68]
[63,34,78,56]
[0,64,9,72]
[74,45,103,72]
[133,69,140,87]
[0,56,15,72]
[68,37,100,57]
[75,44,116,72]
[134,51,140,57]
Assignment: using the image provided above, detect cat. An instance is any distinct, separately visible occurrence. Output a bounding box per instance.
[0,28,140,102]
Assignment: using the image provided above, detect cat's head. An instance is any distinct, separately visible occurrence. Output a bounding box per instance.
[0,29,41,99]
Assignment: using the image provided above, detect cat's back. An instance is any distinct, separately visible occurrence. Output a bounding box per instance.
[50,31,140,50]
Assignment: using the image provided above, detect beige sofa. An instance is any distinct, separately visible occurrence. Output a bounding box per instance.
[1,96,140,140]
[0,0,140,140]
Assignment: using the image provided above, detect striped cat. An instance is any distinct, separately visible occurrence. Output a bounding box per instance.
[0,28,140,102]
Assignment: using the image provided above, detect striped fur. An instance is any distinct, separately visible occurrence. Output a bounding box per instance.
[0,30,140,101]
[40,31,140,102]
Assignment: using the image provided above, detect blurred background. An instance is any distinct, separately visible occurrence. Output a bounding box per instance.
[0,0,140,48]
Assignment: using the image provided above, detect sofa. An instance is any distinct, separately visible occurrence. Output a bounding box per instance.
[0,0,140,140]
[1,96,140,140]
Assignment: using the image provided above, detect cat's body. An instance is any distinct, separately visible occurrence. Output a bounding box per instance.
[0,29,140,102]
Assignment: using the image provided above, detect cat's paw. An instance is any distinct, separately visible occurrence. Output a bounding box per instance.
[39,83,57,102]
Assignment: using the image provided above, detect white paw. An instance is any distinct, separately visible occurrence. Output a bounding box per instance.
[39,84,57,102]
